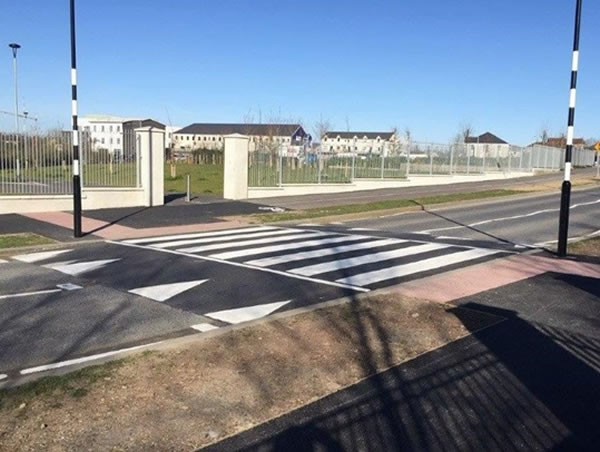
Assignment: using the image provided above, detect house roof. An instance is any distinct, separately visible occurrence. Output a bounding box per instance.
[324,131,395,140]
[465,132,508,144]
[176,123,303,136]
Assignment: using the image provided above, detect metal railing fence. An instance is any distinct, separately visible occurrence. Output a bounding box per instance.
[247,141,597,188]
[0,129,140,195]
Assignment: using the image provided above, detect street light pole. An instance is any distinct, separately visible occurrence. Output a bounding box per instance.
[9,43,21,178]
[70,0,82,237]
[557,0,583,257]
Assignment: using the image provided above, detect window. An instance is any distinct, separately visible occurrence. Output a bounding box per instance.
[101,138,105,144]
[117,126,120,132]
[117,138,120,145]
[101,125,105,132]
[93,125,97,132]
[84,126,90,132]
[186,136,190,141]
[212,137,216,141]
[109,125,113,132]
[218,137,222,141]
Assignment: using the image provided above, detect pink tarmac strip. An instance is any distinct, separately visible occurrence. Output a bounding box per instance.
[21,212,248,240]
[388,254,600,303]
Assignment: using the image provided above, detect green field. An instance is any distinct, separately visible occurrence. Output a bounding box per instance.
[0,233,55,249]
[164,163,224,195]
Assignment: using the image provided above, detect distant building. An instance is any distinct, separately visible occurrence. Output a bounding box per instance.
[465,132,510,158]
[122,119,165,159]
[78,115,139,155]
[173,123,308,151]
[322,131,398,155]
[529,136,586,149]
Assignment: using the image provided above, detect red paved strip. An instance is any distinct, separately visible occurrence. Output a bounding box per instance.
[21,212,249,240]
[388,254,600,303]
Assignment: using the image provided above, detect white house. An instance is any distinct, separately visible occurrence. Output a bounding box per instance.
[464,132,510,158]
[321,131,398,155]
[173,123,308,152]
[78,114,139,155]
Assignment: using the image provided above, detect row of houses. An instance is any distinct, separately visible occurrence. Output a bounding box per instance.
[78,115,595,158]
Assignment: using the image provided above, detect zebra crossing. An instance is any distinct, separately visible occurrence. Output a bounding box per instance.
[122,225,505,291]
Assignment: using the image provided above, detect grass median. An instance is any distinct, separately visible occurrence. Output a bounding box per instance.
[253,188,526,223]
[569,236,600,257]
[0,233,55,250]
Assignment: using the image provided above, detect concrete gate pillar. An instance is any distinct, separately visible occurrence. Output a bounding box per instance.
[223,134,249,200]
[135,126,165,206]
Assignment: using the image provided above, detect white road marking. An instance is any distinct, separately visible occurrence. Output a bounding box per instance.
[336,248,499,286]
[0,288,61,300]
[0,374,7,381]
[178,232,324,254]
[191,323,219,332]
[45,259,121,276]
[128,279,208,302]
[56,283,83,291]
[110,240,369,293]
[0,259,8,264]
[205,300,291,324]
[421,198,600,234]
[123,226,278,244]
[12,249,73,263]
[329,222,344,225]
[349,228,377,232]
[245,238,401,267]
[153,228,299,249]
[290,243,449,276]
[436,236,478,241]
[298,223,320,227]
[211,235,365,260]
[19,341,163,375]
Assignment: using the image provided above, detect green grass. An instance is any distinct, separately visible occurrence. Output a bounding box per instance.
[254,189,526,223]
[164,163,224,195]
[0,233,55,249]
[569,236,600,257]
[0,360,126,410]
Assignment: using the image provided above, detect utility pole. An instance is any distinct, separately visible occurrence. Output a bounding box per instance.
[9,43,21,178]
[557,0,583,257]
[70,0,82,237]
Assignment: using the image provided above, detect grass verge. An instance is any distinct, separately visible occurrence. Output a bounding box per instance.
[164,163,224,195]
[569,236,600,257]
[254,189,526,223]
[0,233,55,249]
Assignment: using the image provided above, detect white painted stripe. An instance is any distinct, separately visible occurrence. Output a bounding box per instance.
[246,238,401,267]
[290,243,448,277]
[73,159,80,176]
[153,228,300,249]
[72,129,79,146]
[298,223,320,227]
[124,226,279,244]
[205,300,291,324]
[71,68,77,85]
[191,323,219,332]
[45,258,120,276]
[178,232,323,254]
[128,279,208,302]
[0,288,61,300]
[71,99,77,116]
[110,240,369,293]
[564,162,572,181]
[0,259,8,264]
[0,374,6,381]
[567,126,574,145]
[569,88,577,108]
[572,50,579,71]
[13,249,73,263]
[336,248,499,286]
[20,341,163,375]
[211,235,364,260]
[349,228,377,231]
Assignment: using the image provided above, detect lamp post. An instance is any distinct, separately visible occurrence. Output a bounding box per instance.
[9,43,21,178]
[557,0,583,257]
[70,0,82,237]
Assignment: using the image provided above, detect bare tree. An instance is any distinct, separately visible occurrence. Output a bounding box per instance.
[313,115,331,143]
[459,123,474,143]
[537,125,550,144]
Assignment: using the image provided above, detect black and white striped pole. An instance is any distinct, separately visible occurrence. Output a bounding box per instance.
[557,0,583,257]
[70,0,82,237]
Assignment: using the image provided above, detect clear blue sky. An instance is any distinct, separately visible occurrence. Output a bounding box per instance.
[1,0,598,145]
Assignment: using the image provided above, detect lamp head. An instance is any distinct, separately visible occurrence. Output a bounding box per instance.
[8,43,21,57]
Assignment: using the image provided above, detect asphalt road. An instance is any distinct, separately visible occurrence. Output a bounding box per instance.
[250,168,597,210]
[306,186,600,249]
